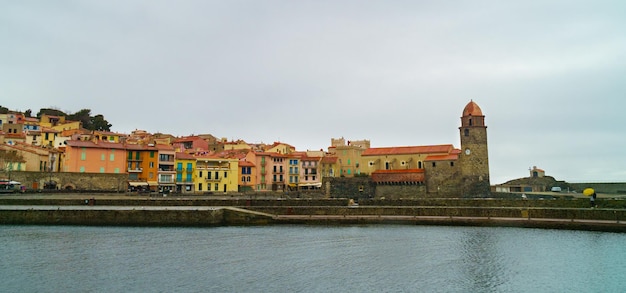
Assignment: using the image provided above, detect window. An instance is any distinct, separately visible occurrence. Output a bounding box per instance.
[418,161,422,169]
[198,183,203,191]
[207,172,211,179]
[128,152,133,160]
[150,151,155,158]
[369,161,374,166]
[81,149,86,160]
[347,159,351,165]
[100,167,105,173]
[464,129,469,136]
[80,166,85,173]
[110,153,115,161]
[432,162,436,167]
[177,173,182,181]
[312,176,316,181]
[214,183,218,191]
[101,154,105,161]
[224,171,227,178]
[177,162,183,171]
[186,174,192,182]
[114,168,119,173]
[149,162,154,168]
[450,162,454,167]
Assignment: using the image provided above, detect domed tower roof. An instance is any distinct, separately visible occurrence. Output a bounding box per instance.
[462,100,483,116]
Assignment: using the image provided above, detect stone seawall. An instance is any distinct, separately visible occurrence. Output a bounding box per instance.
[0,207,273,226]
[1,196,625,232]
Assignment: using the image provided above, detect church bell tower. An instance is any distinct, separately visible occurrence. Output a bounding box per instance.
[459,100,491,196]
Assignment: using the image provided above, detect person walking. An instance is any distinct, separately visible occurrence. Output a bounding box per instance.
[590,192,597,208]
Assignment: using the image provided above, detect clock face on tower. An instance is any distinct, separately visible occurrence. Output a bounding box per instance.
[465,148,471,155]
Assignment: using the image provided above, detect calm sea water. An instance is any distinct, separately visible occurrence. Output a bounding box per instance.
[1,225,625,293]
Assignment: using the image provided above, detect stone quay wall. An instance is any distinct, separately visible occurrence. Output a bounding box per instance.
[7,171,127,192]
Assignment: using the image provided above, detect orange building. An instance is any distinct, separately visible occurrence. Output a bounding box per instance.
[126,143,159,191]
[62,140,126,174]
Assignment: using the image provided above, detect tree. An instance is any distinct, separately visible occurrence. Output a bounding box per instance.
[36,108,66,118]
[68,109,93,129]
[24,109,32,117]
[90,114,112,131]
[0,149,25,180]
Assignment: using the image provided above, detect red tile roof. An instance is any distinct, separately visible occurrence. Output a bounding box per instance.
[239,160,255,167]
[424,154,458,161]
[321,156,338,163]
[175,152,196,160]
[65,140,127,150]
[154,144,174,151]
[362,144,454,156]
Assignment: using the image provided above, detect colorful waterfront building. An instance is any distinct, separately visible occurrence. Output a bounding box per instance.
[238,160,255,192]
[246,151,272,191]
[299,155,322,190]
[155,143,176,193]
[287,154,300,190]
[175,152,196,193]
[125,143,159,191]
[194,153,239,193]
[61,140,126,174]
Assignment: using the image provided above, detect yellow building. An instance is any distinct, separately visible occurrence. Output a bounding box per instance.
[93,131,125,143]
[195,154,239,193]
[175,152,196,193]
[39,115,66,128]
[51,120,82,132]
[265,142,295,154]
[40,127,59,148]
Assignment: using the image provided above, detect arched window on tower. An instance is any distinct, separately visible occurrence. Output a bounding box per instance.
[464,129,469,136]
[469,118,473,126]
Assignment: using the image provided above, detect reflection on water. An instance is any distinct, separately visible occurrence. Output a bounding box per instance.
[1,225,625,292]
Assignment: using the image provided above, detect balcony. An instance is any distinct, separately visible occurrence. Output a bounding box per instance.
[205,177,221,182]
[128,168,143,173]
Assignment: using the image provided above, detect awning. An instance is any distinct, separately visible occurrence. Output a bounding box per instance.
[128,182,148,187]
[148,181,158,186]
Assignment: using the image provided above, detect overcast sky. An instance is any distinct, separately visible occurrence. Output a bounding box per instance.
[2,0,625,184]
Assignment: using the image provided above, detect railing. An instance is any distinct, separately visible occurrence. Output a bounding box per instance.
[128,168,143,173]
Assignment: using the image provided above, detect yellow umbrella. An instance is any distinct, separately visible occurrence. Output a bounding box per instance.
[583,188,595,196]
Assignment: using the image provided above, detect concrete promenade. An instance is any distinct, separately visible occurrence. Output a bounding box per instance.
[1,194,625,232]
